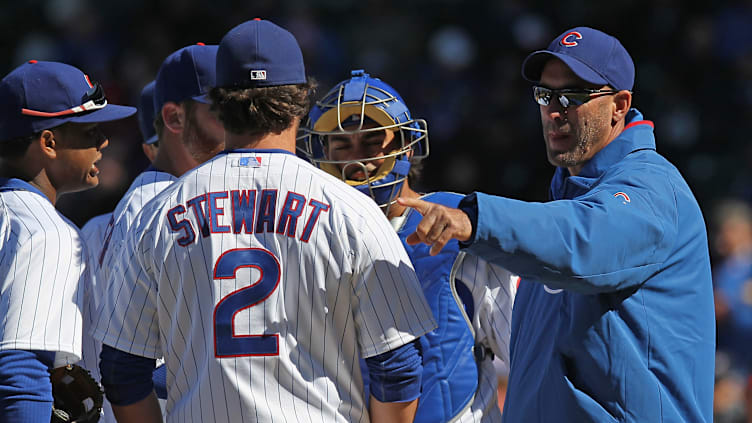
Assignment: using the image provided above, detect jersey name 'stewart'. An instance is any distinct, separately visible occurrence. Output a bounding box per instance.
[166,189,330,245]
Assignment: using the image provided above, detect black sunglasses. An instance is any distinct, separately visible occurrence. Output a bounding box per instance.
[83,82,107,106]
[533,86,622,108]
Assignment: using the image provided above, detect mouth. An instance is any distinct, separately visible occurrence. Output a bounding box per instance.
[343,163,378,182]
[547,132,573,150]
[90,157,102,177]
[347,170,368,181]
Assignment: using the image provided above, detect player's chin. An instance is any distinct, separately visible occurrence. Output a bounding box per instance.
[77,178,100,192]
[73,172,101,192]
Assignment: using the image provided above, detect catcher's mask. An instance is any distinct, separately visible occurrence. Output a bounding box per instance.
[299,69,428,214]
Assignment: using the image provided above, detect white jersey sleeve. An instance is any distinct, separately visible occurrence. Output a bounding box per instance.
[349,208,436,358]
[93,151,436,423]
[0,188,85,366]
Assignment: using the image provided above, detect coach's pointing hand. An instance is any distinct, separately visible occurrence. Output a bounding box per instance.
[397,197,473,256]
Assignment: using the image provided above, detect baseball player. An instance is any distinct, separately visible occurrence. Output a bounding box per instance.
[91,44,223,421]
[79,78,170,422]
[78,79,160,282]
[93,19,436,423]
[301,69,518,422]
[0,60,135,420]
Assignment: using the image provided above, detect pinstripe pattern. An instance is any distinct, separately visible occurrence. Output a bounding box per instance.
[81,169,176,423]
[79,212,115,422]
[0,184,86,367]
[93,150,436,423]
[453,253,517,423]
[98,170,177,292]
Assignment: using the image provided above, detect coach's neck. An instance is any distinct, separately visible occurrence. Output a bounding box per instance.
[224,118,299,154]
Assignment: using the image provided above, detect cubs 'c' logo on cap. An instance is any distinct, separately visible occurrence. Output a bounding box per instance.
[560,31,583,47]
[250,70,267,80]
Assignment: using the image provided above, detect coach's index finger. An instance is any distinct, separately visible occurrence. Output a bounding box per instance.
[397,196,433,215]
[398,197,433,246]
[397,197,474,254]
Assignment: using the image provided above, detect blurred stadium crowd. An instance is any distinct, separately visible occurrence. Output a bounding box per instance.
[3,0,752,420]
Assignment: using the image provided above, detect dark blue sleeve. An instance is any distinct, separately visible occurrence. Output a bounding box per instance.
[458,192,479,249]
[364,340,422,402]
[99,345,156,406]
[0,349,55,422]
[152,364,167,400]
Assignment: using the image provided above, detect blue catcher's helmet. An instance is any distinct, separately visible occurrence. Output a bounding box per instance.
[300,69,429,212]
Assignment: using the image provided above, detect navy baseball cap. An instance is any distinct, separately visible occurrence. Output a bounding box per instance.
[521,27,635,91]
[216,19,306,88]
[137,80,158,145]
[154,43,218,114]
[0,60,136,142]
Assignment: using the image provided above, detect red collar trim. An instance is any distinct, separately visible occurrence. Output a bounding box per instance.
[623,120,654,131]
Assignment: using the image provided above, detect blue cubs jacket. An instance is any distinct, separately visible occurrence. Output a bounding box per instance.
[465,110,714,422]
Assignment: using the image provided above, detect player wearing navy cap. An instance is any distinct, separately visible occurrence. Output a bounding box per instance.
[400,26,715,422]
[0,60,135,420]
[95,19,436,423]
[302,69,518,423]
[85,43,224,422]
[79,77,173,423]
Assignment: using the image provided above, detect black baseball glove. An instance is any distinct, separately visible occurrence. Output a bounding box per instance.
[49,364,104,423]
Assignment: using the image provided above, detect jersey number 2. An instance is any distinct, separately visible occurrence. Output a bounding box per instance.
[213,248,280,357]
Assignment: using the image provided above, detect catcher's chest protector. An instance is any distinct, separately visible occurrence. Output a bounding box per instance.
[398,192,479,423]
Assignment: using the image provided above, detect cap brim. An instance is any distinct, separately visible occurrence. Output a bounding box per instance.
[143,135,158,145]
[193,93,211,104]
[521,50,609,87]
[69,104,137,124]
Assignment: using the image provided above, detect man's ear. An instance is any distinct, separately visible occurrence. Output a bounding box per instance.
[612,90,632,124]
[161,102,185,135]
[141,142,158,163]
[38,129,57,159]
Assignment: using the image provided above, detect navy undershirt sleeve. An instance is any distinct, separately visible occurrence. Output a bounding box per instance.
[365,340,423,402]
[99,345,156,406]
[0,349,55,422]
[152,363,167,400]
[458,192,479,248]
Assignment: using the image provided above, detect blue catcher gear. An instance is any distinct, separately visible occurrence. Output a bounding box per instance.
[300,69,428,213]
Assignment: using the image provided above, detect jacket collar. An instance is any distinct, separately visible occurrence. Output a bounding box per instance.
[550,109,655,200]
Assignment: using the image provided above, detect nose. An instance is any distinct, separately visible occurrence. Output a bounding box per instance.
[542,102,567,123]
[91,126,108,150]
[98,135,109,151]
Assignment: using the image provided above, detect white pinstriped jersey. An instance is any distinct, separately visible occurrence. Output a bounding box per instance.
[453,254,517,423]
[82,170,176,423]
[93,149,436,423]
[0,179,85,367]
[80,212,115,423]
[97,169,177,295]
[393,202,517,423]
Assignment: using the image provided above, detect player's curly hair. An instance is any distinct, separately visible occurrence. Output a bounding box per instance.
[209,79,317,135]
